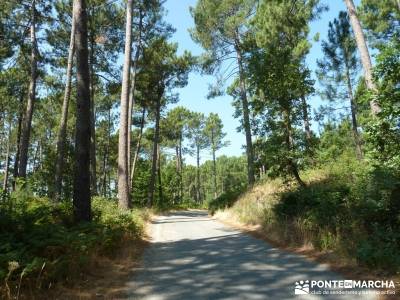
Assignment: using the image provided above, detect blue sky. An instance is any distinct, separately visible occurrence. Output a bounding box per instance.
[162,0,359,163]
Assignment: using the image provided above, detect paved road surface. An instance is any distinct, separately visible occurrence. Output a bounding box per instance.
[129,210,376,300]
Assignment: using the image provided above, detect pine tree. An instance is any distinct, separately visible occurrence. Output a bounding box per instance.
[317,11,363,159]
[204,113,227,199]
[343,0,380,114]
[117,0,134,210]
[72,0,91,222]
[190,0,257,185]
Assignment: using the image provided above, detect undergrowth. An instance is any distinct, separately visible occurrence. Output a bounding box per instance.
[211,157,400,274]
[0,193,147,299]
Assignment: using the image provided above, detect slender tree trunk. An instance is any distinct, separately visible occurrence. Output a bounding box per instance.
[283,107,306,187]
[128,12,143,180]
[301,96,312,152]
[196,144,200,202]
[118,0,134,210]
[179,136,183,201]
[157,143,163,203]
[102,107,111,197]
[212,147,217,199]
[12,95,24,191]
[131,107,145,183]
[54,14,76,200]
[72,0,91,222]
[19,0,38,179]
[101,145,107,197]
[234,39,255,185]
[343,0,380,114]
[344,67,363,160]
[2,124,11,193]
[175,144,181,203]
[147,96,161,207]
[397,0,400,12]
[211,130,217,199]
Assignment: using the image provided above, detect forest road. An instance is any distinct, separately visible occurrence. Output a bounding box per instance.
[128,210,377,300]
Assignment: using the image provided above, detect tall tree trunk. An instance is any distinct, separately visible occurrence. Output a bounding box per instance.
[301,96,312,153]
[157,143,163,203]
[19,0,38,179]
[344,66,363,160]
[128,12,143,180]
[102,107,111,197]
[12,94,24,191]
[89,33,97,195]
[147,96,161,207]
[196,144,200,202]
[2,124,11,193]
[343,0,380,114]
[179,136,183,201]
[131,107,145,183]
[283,108,306,187]
[54,14,76,200]
[234,39,255,185]
[117,0,134,210]
[72,0,91,222]
[175,144,181,203]
[211,131,217,199]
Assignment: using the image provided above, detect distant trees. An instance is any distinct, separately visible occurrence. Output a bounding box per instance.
[204,113,227,199]
[0,0,399,218]
[317,11,363,159]
[187,112,208,202]
[191,0,257,185]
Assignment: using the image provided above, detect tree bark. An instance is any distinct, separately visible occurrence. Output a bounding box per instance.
[19,0,38,179]
[2,124,11,193]
[118,0,134,210]
[89,30,97,196]
[72,0,91,222]
[344,65,363,160]
[179,136,183,201]
[128,12,143,181]
[54,13,76,200]
[131,107,145,183]
[157,143,163,203]
[147,96,161,207]
[12,94,24,191]
[343,0,381,114]
[211,130,217,199]
[196,144,200,202]
[234,39,255,185]
[102,107,112,197]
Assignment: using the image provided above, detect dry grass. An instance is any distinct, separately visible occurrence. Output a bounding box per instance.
[214,173,400,300]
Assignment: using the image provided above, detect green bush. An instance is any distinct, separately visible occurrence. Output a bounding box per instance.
[0,195,145,297]
[212,156,400,273]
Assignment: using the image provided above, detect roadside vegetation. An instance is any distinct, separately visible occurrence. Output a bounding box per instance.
[0,0,399,298]
[0,193,147,298]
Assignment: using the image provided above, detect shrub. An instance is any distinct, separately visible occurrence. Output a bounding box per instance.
[0,196,145,298]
